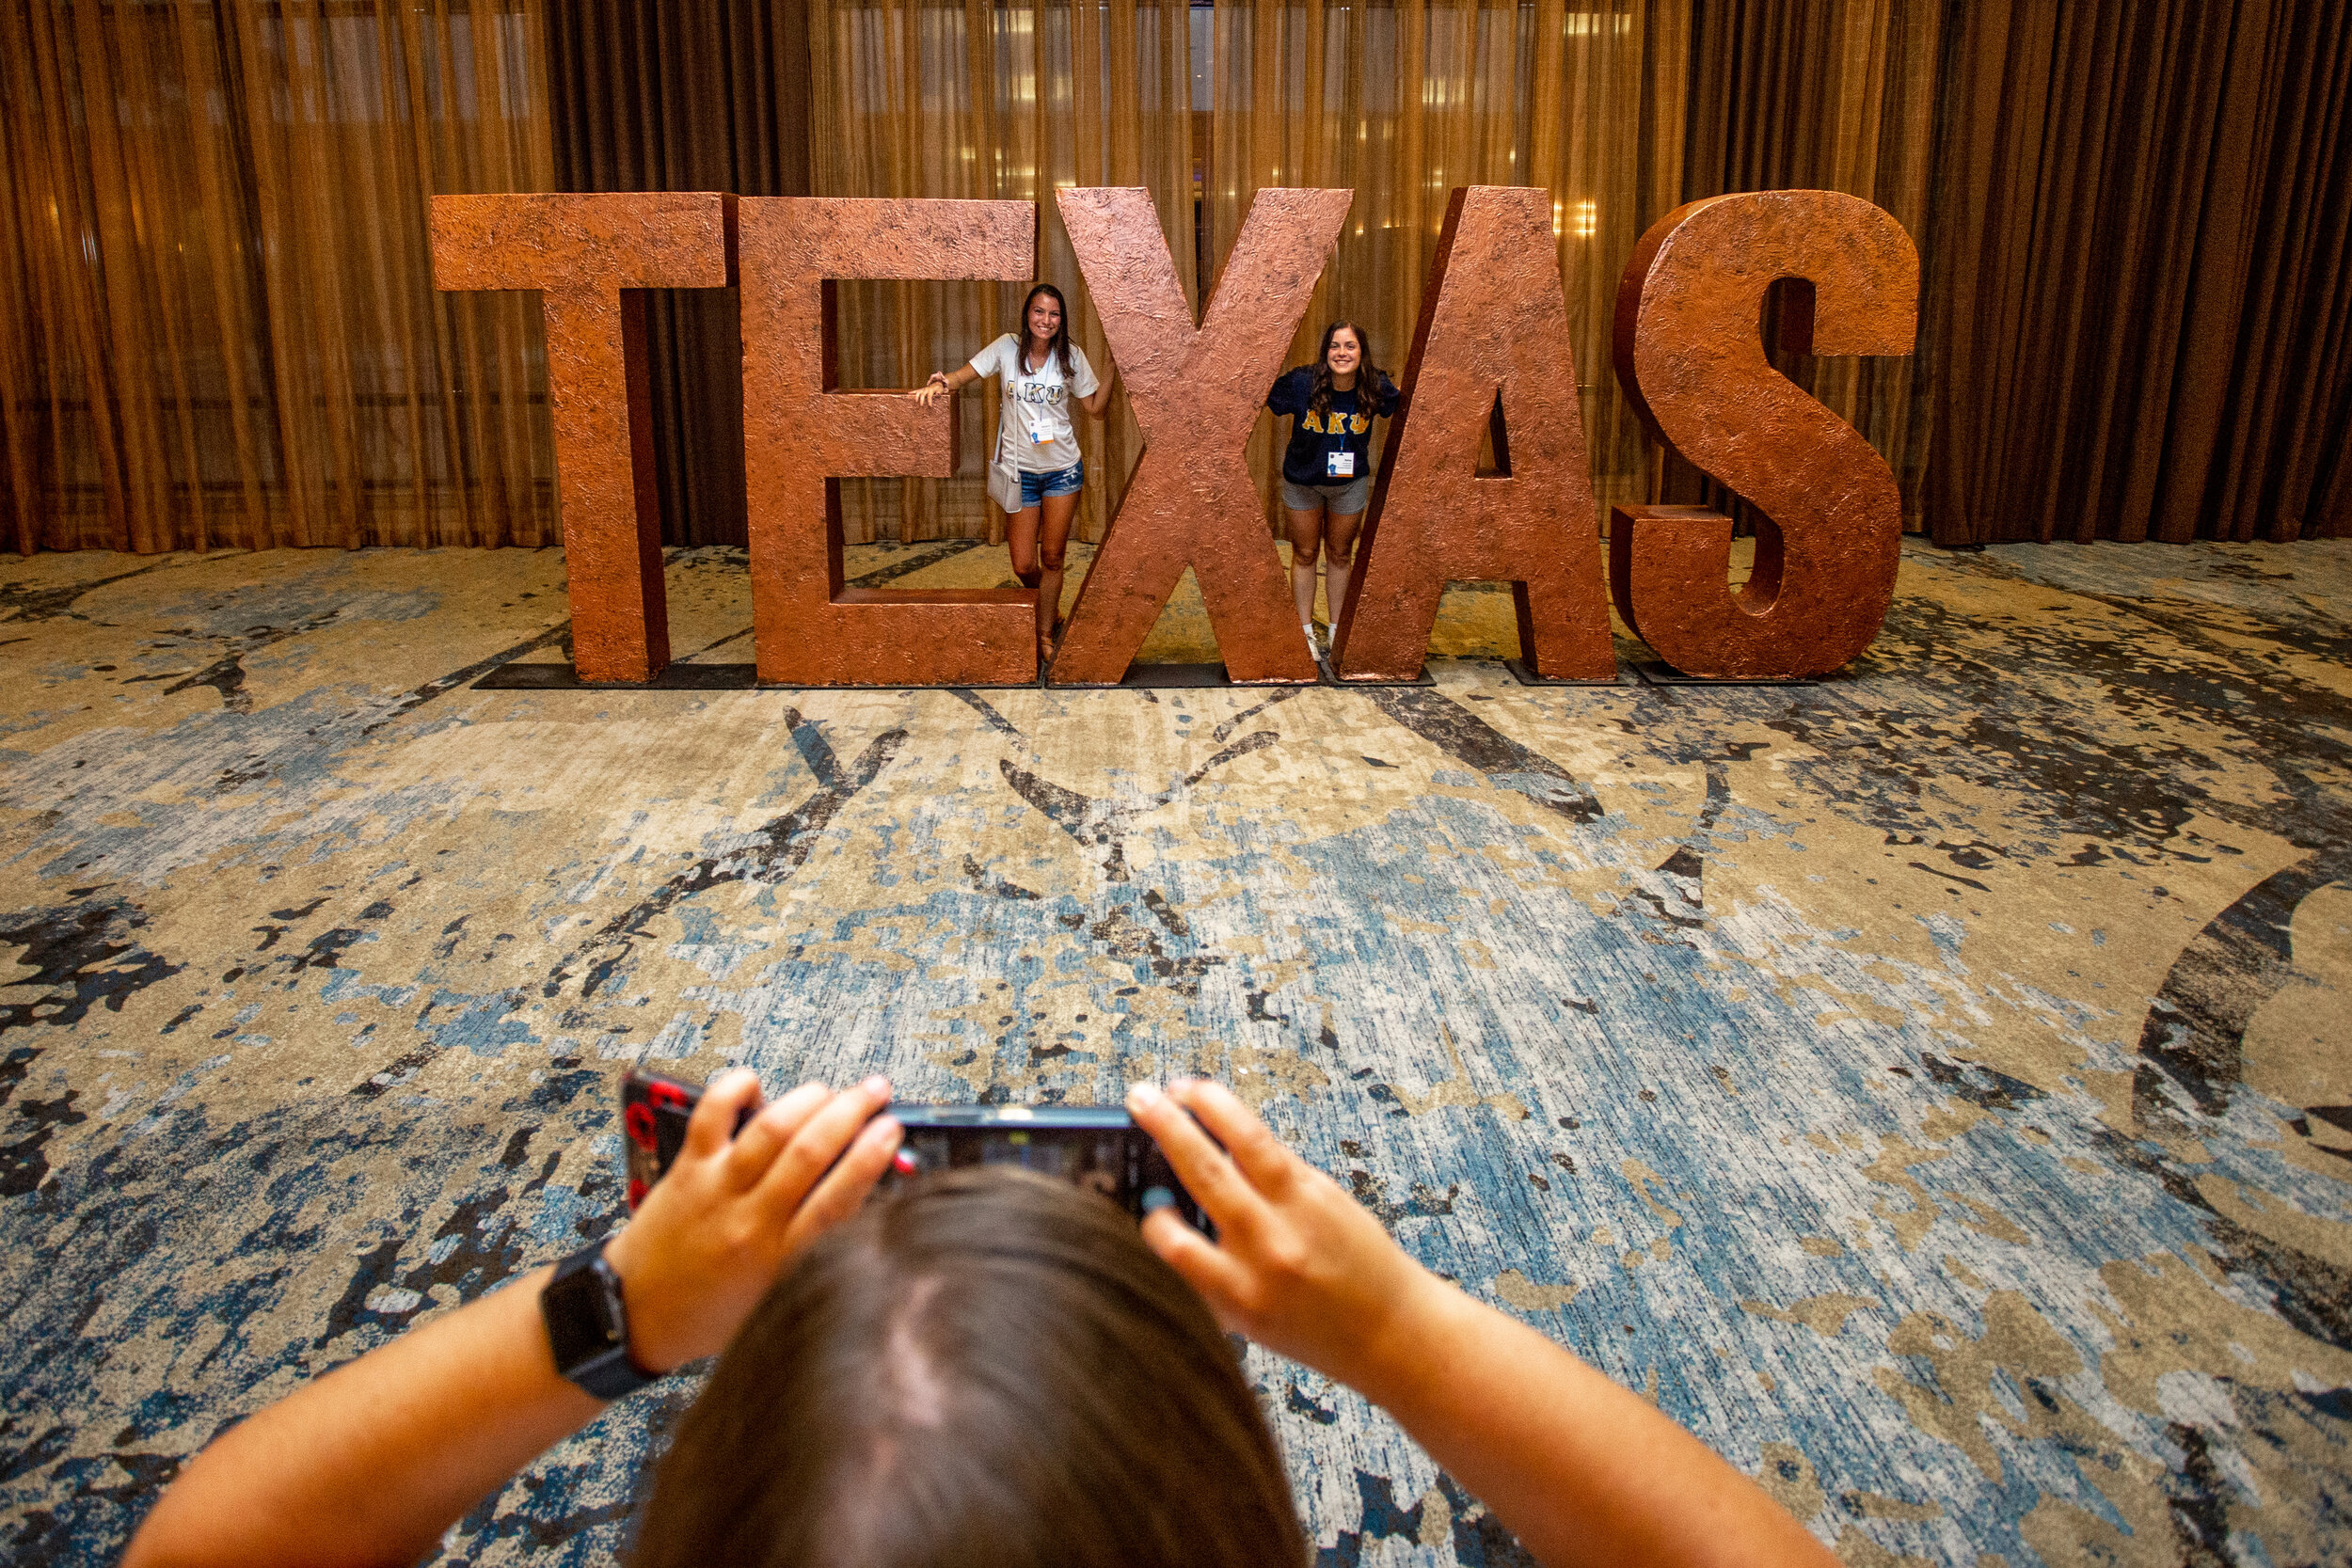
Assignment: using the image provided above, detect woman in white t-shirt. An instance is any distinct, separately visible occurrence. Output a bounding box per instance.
[912,284,1115,662]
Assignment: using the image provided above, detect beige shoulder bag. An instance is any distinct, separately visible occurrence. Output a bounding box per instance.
[986,404,1024,515]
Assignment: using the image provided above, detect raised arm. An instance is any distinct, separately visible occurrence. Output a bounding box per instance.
[124,1073,903,1568]
[1128,1080,1836,1568]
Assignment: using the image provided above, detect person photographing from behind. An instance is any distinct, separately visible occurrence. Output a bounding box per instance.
[124,1075,1837,1568]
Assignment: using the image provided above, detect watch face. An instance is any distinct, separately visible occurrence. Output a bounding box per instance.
[543,1257,627,1372]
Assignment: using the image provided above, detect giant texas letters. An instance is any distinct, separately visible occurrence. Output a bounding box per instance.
[431,187,1918,687]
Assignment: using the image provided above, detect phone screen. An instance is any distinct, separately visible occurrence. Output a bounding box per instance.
[898,1127,1128,1191]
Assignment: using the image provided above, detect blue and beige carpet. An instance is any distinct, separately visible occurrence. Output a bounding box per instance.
[3,535,2348,1565]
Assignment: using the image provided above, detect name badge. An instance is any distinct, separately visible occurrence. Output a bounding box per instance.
[1327,451,1355,478]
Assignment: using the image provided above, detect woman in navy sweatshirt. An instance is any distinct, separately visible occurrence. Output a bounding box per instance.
[1264,322,1400,657]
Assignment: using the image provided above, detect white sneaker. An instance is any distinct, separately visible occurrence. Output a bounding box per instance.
[1302,622,1325,659]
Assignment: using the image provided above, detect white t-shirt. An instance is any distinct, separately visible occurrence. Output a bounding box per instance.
[968,333,1100,473]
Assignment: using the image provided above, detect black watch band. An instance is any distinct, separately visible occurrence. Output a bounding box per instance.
[540,1240,660,1401]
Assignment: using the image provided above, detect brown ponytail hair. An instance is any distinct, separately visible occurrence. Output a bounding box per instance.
[1307,320,1382,424]
[631,1167,1305,1568]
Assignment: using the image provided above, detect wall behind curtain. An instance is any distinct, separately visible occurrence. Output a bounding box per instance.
[545,0,811,547]
[811,0,1198,545]
[0,0,557,554]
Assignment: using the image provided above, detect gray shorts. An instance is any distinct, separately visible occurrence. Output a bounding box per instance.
[1279,475,1371,516]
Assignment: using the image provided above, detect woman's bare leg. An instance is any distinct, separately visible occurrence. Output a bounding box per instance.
[1325,507,1364,633]
[1007,504,1043,590]
[1284,505,1327,635]
[1037,490,1081,657]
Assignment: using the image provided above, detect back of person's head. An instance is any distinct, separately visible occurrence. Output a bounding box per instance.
[631,1166,1306,1568]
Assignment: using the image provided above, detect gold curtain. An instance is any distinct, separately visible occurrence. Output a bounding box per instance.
[812,0,1198,545]
[1677,0,1940,524]
[810,0,1942,540]
[1209,0,1686,522]
[0,0,555,555]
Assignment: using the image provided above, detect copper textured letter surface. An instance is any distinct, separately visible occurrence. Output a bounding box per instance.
[1334,187,1614,682]
[1050,187,1348,686]
[431,193,730,683]
[1610,190,1917,678]
[738,198,1036,686]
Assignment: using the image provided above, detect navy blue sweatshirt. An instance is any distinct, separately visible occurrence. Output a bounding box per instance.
[1265,366,1401,486]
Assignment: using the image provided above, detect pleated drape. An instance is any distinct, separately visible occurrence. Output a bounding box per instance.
[810,0,1198,545]
[545,0,813,547]
[0,0,557,554]
[1207,0,1683,524]
[7,0,2344,556]
[1924,0,2352,544]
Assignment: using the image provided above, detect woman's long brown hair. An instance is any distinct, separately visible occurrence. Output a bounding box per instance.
[633,1167,1305,1568]
[1307,320,1383,423]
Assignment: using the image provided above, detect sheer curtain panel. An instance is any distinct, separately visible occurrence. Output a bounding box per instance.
[811,0,1198,545]
[0,0,557,555]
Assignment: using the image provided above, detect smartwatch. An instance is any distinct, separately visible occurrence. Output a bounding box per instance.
[539,1240,659,1400]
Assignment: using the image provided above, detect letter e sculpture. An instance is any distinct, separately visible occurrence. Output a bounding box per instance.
[738,198,1037,685]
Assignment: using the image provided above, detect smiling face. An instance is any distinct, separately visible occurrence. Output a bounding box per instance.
[1026,293,1063,346]
[1324,326,1362,378]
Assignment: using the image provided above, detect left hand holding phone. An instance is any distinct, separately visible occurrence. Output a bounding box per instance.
[604,1069,902,1373]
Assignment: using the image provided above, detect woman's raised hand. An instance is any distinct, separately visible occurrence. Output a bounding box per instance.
[1131,1078,1841,1568]
[604,1069,900,1373]
[1127,1078,1438,1396]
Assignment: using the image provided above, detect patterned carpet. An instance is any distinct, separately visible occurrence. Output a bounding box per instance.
[3,534,2348,1566]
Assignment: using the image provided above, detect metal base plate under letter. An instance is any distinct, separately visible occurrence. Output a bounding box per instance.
[473,663,1043,692]
[1504,659,1621,688]
[1632,659,1816,689]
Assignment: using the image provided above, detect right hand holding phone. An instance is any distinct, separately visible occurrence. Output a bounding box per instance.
[1126,1078,1443,1399]
[604,1069,901,1374]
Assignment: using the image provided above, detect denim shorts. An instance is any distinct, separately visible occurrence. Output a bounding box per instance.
[1280,474,1371,515]
[1018,461,1086,507]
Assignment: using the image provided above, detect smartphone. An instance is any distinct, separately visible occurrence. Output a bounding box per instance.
[621,1070,1209,1231]
[622,1069,743,1212]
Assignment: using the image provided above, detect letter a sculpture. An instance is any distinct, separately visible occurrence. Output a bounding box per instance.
[1336,186,1614,682]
